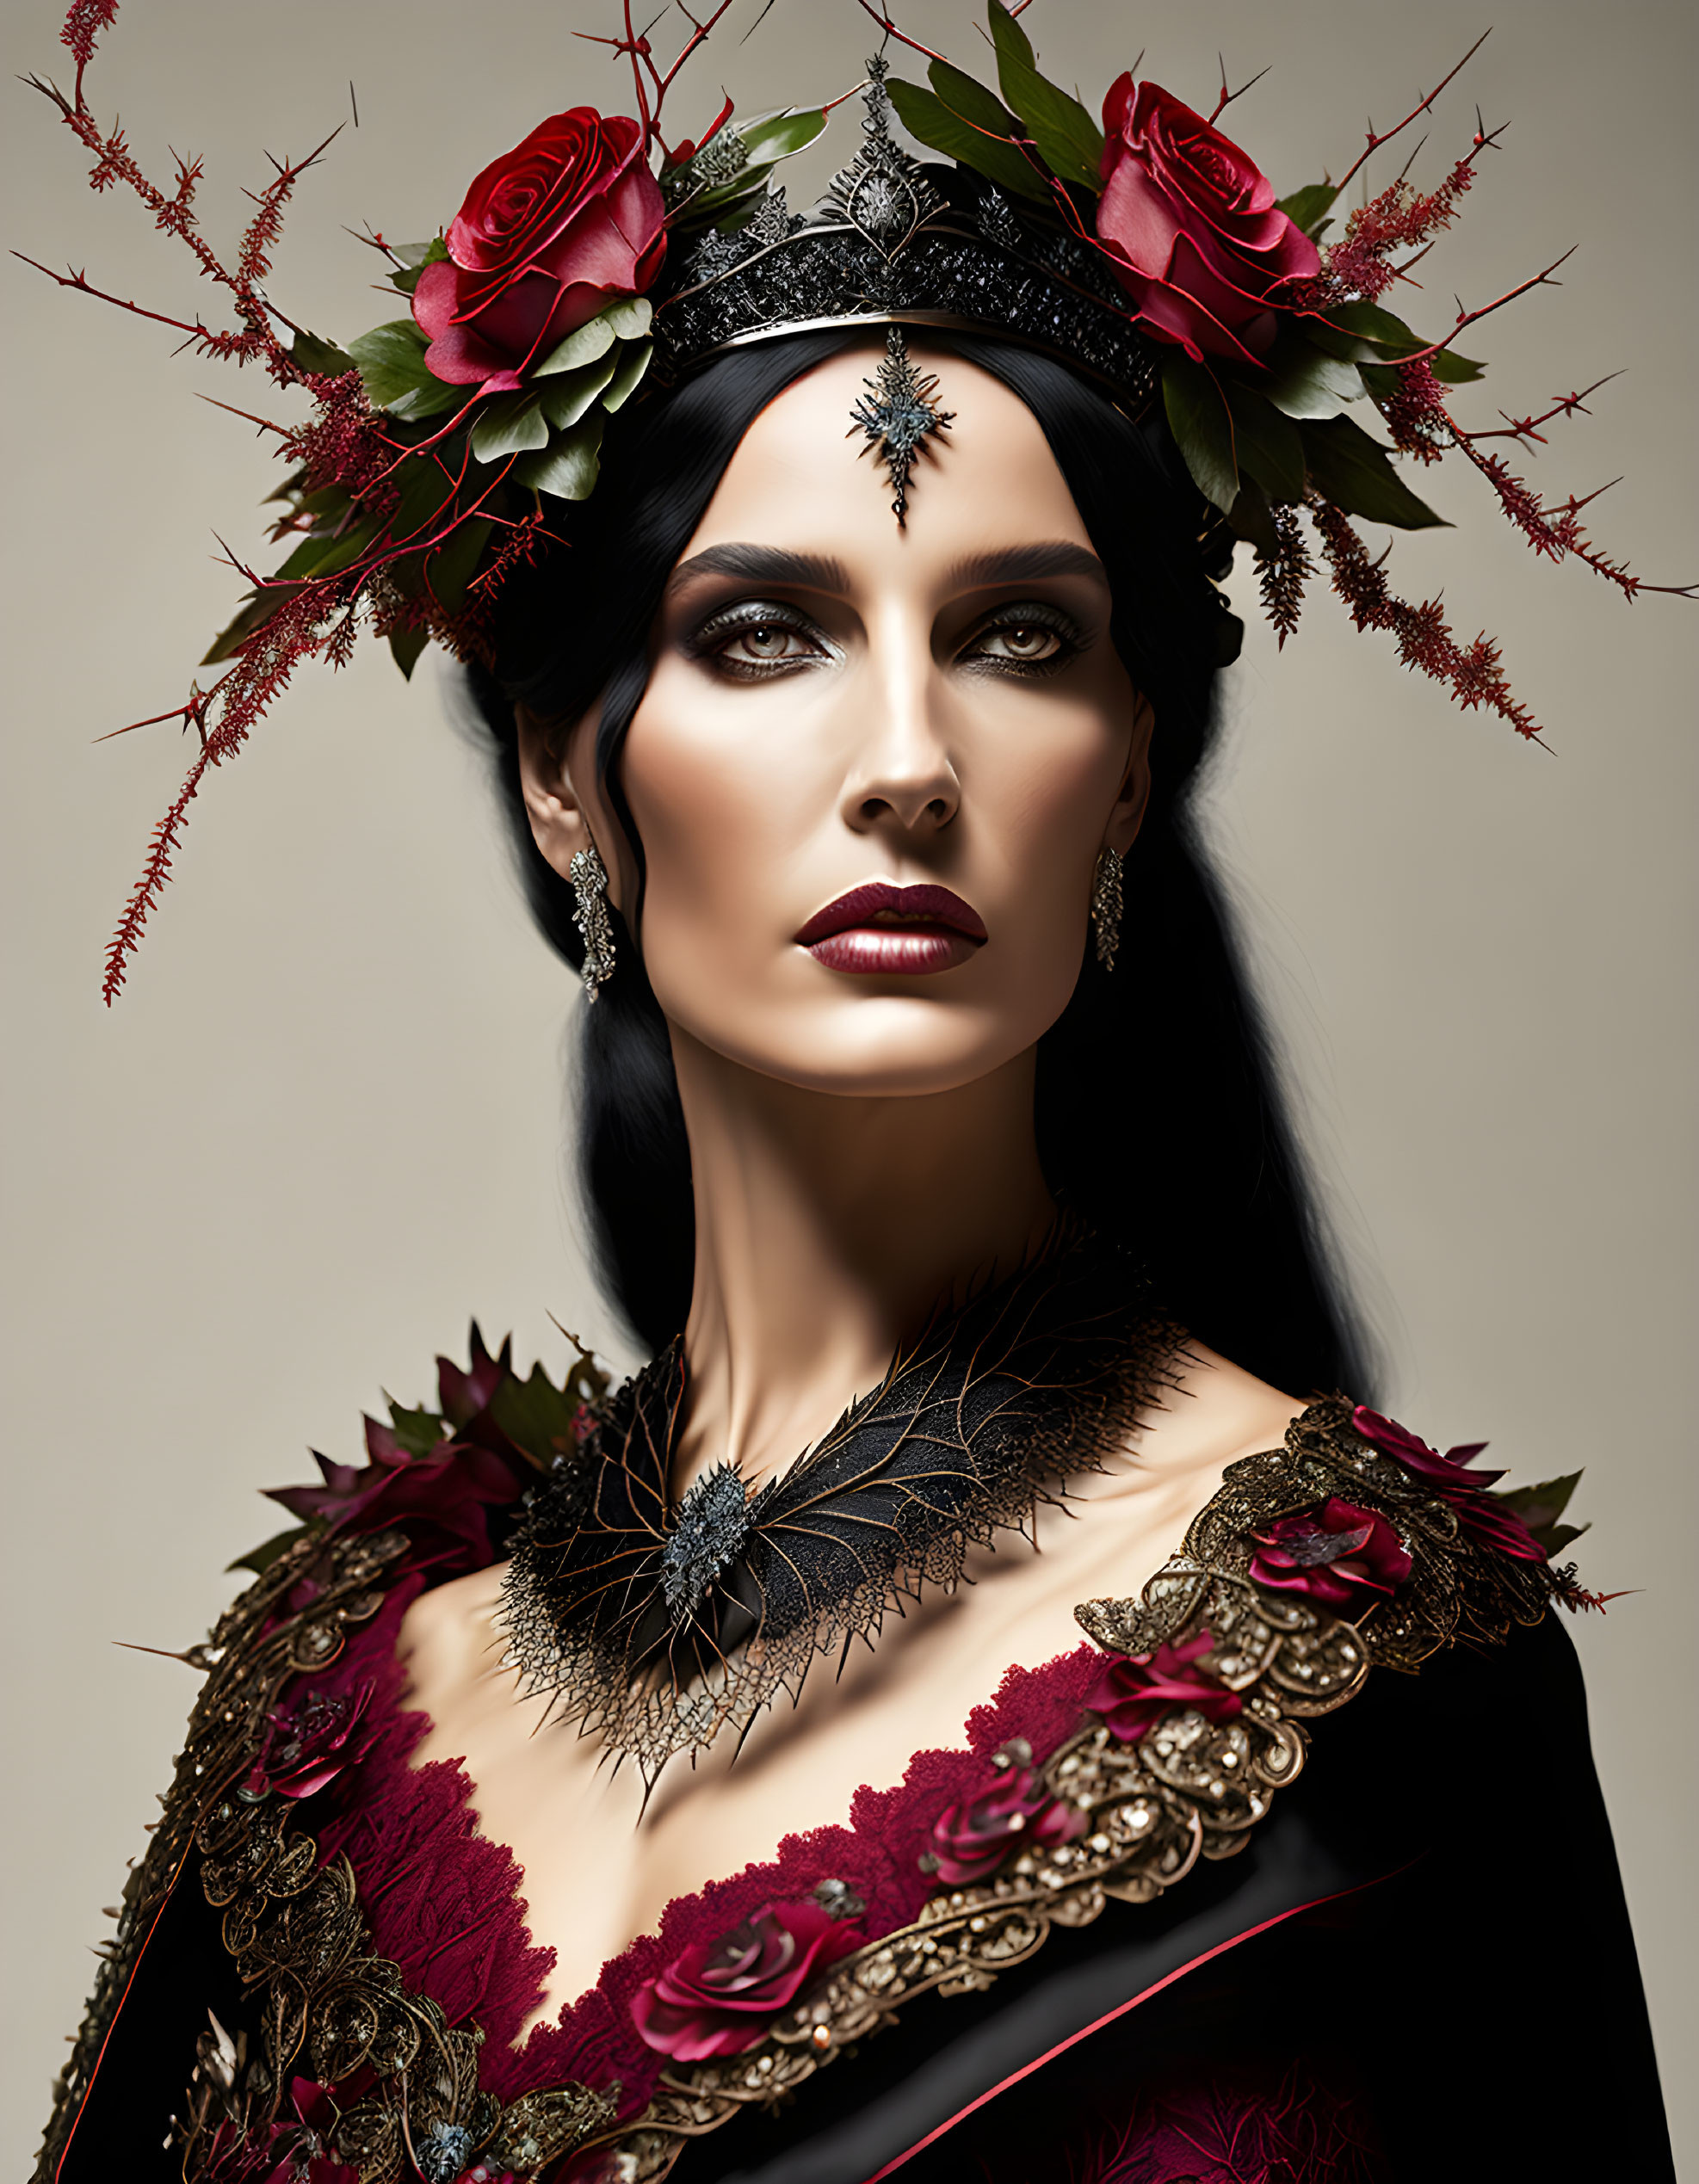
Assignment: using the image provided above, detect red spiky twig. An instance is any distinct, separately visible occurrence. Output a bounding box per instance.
[1210,55,1272,125]
[1334,29,1492,193]
[851,0,950,65]
[22,44,338,390]
[574,0,740,159]
[1308,496,1541,740]
[1463,376,1621,449]
[1441,435,1694,600]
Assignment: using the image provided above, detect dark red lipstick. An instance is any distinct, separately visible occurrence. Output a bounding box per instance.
[794,882,987,977]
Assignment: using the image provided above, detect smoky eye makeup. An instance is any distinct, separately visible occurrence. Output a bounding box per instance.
[958,599,1091,676]
[683,597,833,679]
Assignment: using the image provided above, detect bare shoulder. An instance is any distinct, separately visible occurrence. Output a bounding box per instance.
[394,1559,506,1717]
[1128,1341,1307,1481]
[1037,1337,1298,1562]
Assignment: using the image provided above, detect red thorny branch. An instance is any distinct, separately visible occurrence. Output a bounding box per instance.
[574,0,741,159]
[1333,29,1493,193]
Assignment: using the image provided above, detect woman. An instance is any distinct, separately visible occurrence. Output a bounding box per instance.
[28,9,1677,2180]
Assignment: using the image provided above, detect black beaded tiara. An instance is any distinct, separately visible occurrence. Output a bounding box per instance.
[655,59,1160,416]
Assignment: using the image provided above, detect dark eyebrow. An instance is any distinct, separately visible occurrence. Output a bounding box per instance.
[666,543,850,596]
[946,542,1109,589]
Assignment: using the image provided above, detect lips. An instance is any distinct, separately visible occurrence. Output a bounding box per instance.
[795,882,987,978]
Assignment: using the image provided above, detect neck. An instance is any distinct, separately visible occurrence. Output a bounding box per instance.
[670,1028,1057,1490]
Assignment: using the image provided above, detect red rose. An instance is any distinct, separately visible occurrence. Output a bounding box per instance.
[244,1681,375,1800]
[414,108,665,394]
[1088,1629,1243,1743]
[1351,1407,1548,1564]
[1095,77,1319,366]
[631,1898,865,2063]
[926,1749,1085,1887]
[1248,1496,1413,1614]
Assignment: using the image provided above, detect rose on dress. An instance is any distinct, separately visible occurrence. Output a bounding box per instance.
[1248,1496,1413,1613]
[1088,1629,1244,1743]
[1351,1406,1548,1563]
[631,1898,866,2062]
[244,1681,375,1800]
[1095,77,1319,366]
[925,1753,1084,1886]
[414,108,666,394]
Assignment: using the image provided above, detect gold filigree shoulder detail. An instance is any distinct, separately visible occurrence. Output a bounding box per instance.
[578,1397,1571,2181]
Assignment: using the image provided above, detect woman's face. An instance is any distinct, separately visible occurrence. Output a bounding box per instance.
[525,342,1150,1097]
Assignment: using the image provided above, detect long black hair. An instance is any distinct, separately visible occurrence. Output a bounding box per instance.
[465,329,1371,1397]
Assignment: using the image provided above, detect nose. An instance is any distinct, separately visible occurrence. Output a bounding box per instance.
[839,603,961,838]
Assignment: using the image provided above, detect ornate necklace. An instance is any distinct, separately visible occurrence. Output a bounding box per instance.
[499,1237,1178,1779]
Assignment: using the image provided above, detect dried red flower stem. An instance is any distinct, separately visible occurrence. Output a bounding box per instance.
[1257,503,1313,650]
[1307,495,1541,741]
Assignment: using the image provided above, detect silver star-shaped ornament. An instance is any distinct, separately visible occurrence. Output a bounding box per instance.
[849,325,955,526]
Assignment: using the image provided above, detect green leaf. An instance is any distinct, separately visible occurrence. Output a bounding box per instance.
[426,515,493,613]
[387,450,460,550]
[384,1396,448,1454]
[1262,330,1366,421]
[391,237,449,272]
[290,328,357,376]
[347,320,465,420]
[387,376,466,424]
[930,58,1022,137]
[273,512,382,583]
[228,1522,314,1576]
[389,628,429,685]
[1430,347,1486,385]
[1219,378,1307,503]
[347,318,432,407]
[201,587,287,665]
[538,351,620,430]
[987,0,1036,69]
[1225,476,1281,558]
[534,312,619,379]
[1162,353,1239,515]
[1300,414,1448,529]
[469,393,551,462]
[887,77,1051,203]
[600,339,653,413]
[510,416,605,502]
[1496,1471,1584,1529]
[1307,303,1486,385]
[1275,181,1338,238]
[485,1360,583,1471]
[738,108,828,163]
[989,1,1104,190]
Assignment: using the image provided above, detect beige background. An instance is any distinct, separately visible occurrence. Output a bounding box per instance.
[3,0,1693,2165]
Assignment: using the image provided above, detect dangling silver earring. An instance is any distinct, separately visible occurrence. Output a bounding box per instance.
[569,841,616,1002]
[1090,847,1123,972]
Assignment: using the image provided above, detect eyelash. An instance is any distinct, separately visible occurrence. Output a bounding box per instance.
[687,600,1088,681]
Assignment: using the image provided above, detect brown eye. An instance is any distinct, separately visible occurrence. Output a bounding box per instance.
[975,621,1064,663]
[734,623,799,660]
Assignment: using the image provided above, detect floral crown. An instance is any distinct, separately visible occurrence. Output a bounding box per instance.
[26,0,1689,1000]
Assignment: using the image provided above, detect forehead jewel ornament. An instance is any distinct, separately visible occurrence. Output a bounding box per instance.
[27,3,1691,999]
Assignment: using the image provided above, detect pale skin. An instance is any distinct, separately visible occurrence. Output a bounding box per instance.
[399,342,1304,2032]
